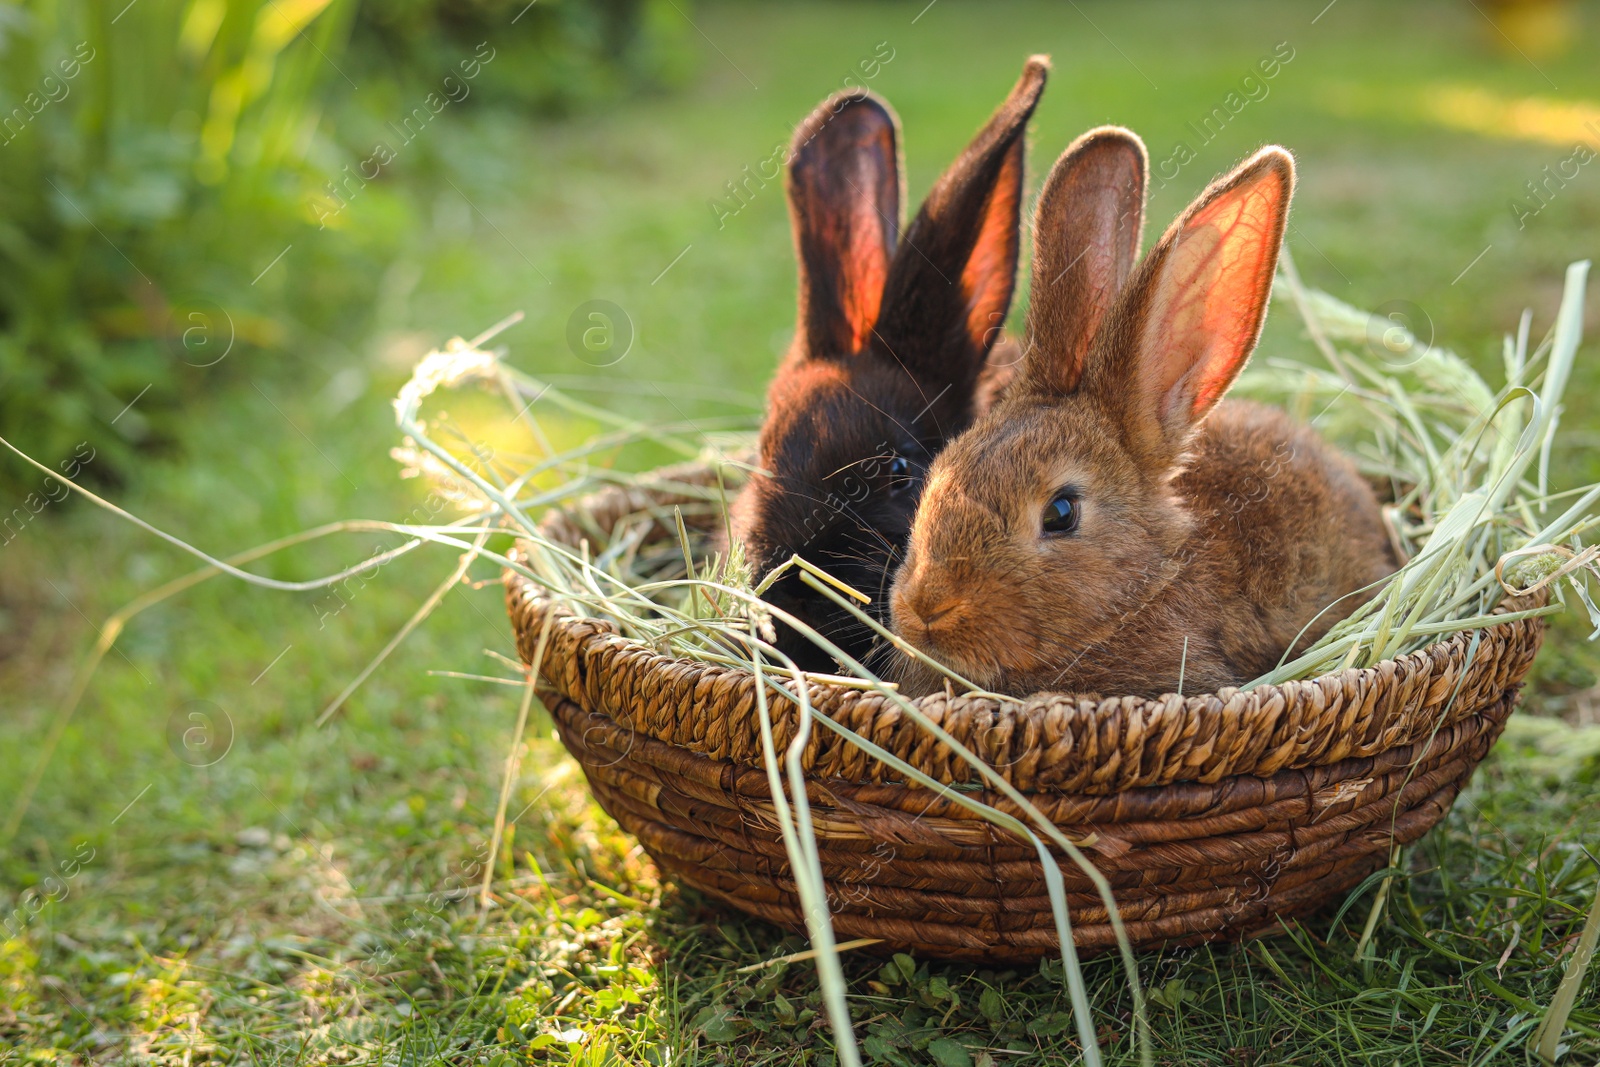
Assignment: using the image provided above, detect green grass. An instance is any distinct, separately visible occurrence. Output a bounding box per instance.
[3,0,1600,1062]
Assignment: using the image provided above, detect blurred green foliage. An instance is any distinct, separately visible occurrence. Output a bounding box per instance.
[353,0,693,114]
[0,0,690,496]
[0,0,360,486]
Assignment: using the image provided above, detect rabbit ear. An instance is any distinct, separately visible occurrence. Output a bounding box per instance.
[787,91,902,358]
[873,56,1049,386]
[1097,146,1293,461]
[1021,126,1147,396]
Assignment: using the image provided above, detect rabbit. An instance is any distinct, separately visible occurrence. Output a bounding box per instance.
[888,129,1398,700]
[730,57,1050,673]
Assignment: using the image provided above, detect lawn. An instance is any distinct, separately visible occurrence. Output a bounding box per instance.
[2,0,1599,1063]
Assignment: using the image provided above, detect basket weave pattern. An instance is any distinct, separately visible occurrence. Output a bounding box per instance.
[506,464,1547,960]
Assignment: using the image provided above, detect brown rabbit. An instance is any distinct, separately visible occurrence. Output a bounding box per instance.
[888,130,1397,699]
[731,59,1049,673]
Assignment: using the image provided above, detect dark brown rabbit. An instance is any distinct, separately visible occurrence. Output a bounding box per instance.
[731,58,1050,672]
[889,130,1397,699]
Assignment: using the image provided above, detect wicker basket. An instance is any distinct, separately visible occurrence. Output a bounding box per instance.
[504,462,1548,961]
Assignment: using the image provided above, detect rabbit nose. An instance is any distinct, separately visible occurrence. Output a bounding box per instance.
[904,593,959,629]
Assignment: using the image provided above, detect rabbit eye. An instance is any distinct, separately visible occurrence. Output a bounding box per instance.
[1041,488,1080,536]
[885,455,911,492]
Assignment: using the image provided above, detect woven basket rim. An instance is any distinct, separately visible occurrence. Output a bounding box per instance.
[505,459,1549,792]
